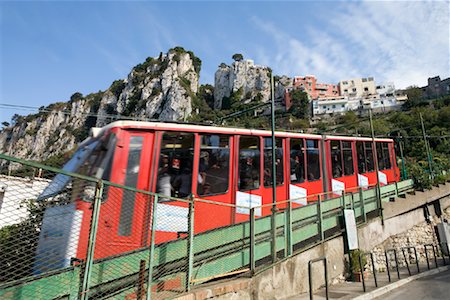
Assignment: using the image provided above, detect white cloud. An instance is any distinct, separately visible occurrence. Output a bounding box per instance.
[251,1,449,88]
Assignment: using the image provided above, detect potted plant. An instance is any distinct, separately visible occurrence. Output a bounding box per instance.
[350,249,367,282]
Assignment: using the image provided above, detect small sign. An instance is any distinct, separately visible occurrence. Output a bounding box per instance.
[378,171,387,185]
[236,192,262,216]
[290,184,307,205]
[332,179,345,195]
[358,174,369,188]
[344,209,359,250]
[155,204,188,232]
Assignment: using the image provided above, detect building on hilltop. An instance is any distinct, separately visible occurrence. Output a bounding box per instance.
[422,76,450,99]
[339,77,376,98]
[292,75,339,100]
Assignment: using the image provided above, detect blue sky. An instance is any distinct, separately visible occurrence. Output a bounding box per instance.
[1,0,449,124]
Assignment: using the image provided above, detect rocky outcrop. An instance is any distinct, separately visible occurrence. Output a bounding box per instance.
[214,59,271,109]
[96,47,200,126]
[0,47,201,163]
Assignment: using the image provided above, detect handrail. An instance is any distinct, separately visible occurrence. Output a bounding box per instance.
[384,248,400,282]
[359,252,377,292]
[401,246,420,276]
[308,257,328,300]
[424,244,438,270]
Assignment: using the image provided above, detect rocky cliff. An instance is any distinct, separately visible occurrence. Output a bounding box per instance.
[214,59,272,109]
[0,47,201,162]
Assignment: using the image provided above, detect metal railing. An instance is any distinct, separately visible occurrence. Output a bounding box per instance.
[308,257,328,300]
[0,153,415,299]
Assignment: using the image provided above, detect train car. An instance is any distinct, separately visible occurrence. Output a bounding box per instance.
[35,121,400,272]
[324,136,400,196]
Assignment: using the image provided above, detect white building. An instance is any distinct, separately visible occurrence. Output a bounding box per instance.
[313,96,349,115]
[0,175,49,228]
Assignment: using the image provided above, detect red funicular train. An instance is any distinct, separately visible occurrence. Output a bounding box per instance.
[35,121,399,272]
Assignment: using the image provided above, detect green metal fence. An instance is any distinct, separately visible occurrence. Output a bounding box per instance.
[0,153,414,299]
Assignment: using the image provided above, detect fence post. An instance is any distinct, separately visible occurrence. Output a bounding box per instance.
[271,203,277,263]
[286,200,293,256]
[317,195,324,242]
[360,187,366,223]
[250,208,256,275]
[145,194,159,300]
[186,198,195,291]
[80,180,103,300]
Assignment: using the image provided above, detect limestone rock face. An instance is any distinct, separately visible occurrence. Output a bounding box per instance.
[0,47,201,162]
[96,48,200,125]
[214,60,271,109]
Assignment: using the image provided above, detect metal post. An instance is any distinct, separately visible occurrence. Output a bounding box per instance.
[308,257,328,300]
[286,200,293,256]
[317,195,324,242]
[401,248,412,276]
[359,254,366,292]
[397,133,407,180]
[146,194,159,300]
[186,198,195,291]
[360,187,366,223]
[384,250,391,282]
[420,113,434,181]
[250,208,256,275]
[369,110,383,225]
[394,249,400,279]
[270,74,277,264]
[80,180,104,300]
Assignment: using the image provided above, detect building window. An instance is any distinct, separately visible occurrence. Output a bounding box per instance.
[341,104,345,108]
[344,89,348,93]
[352,88,356,92]
[332,105,336,108]
[343,81,348,85]
[364,87,369,92]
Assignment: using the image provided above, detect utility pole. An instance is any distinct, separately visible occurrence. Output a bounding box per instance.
[420,113,434,182]
[270,74,277,263]
[397,133,407,180]
[369,110,383,225]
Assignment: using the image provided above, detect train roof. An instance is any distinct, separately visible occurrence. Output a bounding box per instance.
[91,120,394,143]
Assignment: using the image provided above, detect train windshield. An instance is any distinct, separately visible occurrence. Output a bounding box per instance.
[37,134,116,201]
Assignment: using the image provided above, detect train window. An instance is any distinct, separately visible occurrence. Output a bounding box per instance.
[290,139,305,183]
[263,138,284,187]
[331,140,342,178]
[383,143,392,169]
[356,141,366,174]
[157,132,194,199]
[365,142,375,172]
[306,139,321,181]
[118,136,144,237]
[239,136,260,190]
[342,141,354,176]
[376,143,385,170]
[197,135,230,196]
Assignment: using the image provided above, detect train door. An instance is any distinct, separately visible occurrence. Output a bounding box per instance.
[150,131,195,243]
[260,137,288,211]
[96,130,154,257]
[234,135,265,221]
[326,139,358,195]
[376,141,396,184]
[288,138,323,207]
[194,134,234,233]
[356,140,377,187]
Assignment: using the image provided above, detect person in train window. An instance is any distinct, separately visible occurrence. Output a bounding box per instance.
[291,154,304,182]
[198,151,209,186]
[172,160,192,198]
[157,154,171,199]
[240,157,259,189]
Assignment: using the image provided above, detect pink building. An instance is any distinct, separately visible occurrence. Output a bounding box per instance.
[292,75,339,100]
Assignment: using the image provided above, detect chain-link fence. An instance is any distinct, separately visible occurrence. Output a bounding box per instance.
[0,153,415,299]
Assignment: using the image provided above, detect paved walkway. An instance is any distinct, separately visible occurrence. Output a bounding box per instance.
[284,261,450,300]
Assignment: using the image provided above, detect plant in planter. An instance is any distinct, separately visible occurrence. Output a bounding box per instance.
[350,249,368,282]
